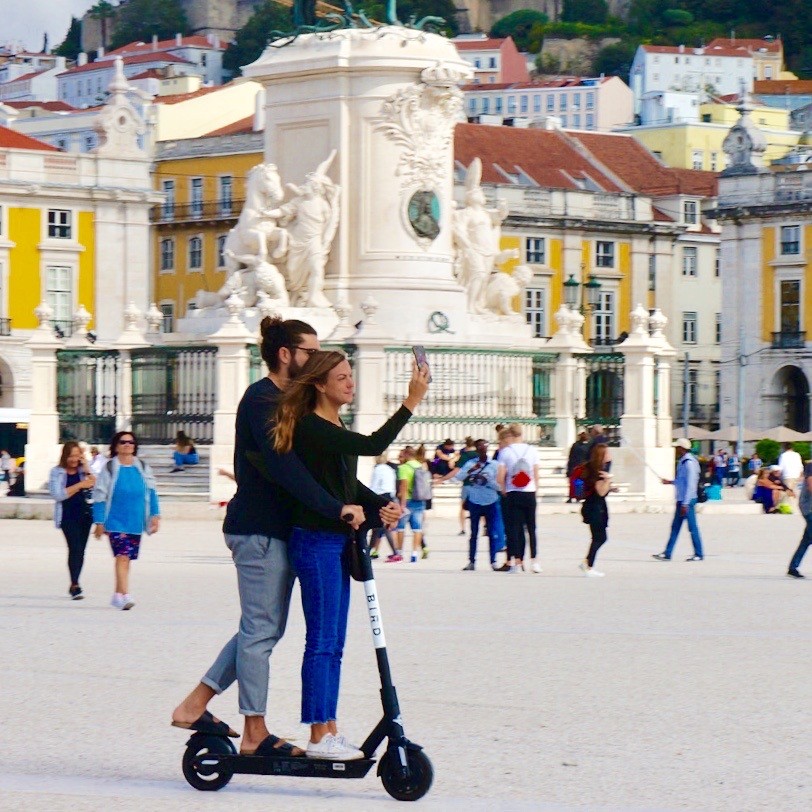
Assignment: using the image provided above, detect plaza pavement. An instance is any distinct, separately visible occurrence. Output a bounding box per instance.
[0,507,810,811]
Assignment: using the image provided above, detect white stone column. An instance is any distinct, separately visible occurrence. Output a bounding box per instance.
[24,303,63,492]
[114,302,150,432]
[208,295,252,504]
[649,308,675,448]
[545,305,592,449]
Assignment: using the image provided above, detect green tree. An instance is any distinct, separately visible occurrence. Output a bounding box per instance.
[223,1,292,76]
[593,40,637,77]
[491,9,549,52]
[561,0,608,25]
[755,439,780,465]
[54,16,82,60]
[90,1,117,50]
[110,0,190,50]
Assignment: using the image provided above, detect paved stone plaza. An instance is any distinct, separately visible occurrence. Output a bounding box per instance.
[0,509,810,811]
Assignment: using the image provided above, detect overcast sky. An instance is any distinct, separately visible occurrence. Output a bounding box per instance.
[3,0,92,52]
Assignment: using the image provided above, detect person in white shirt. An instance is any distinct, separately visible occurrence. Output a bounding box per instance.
[778,443,804,494]
[368,452,397,559]
[496,424,540,573]
[89,446,107,477]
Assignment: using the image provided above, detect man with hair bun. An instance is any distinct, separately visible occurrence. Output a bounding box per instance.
[172,317,399,758]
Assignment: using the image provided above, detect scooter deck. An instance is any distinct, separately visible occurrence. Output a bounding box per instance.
[196,752,376,779]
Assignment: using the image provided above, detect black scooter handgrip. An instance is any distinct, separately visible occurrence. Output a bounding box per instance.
[342,512,355,523]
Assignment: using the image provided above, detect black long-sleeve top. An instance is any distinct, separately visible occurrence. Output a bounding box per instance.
[287,405,413,534]
[223,377,344,538]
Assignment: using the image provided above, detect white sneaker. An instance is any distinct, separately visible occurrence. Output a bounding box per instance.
[121,594,135,610]
[110,592,125,609]
[508,565,519,573]
[531,562,542,573]
[585,568,605,578]
[306,733,364,761]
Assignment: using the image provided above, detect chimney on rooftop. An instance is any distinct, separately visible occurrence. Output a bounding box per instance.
[175,33,182,46]
[77,52,87,66]
[98,46,104,58]
[152,35,158,51]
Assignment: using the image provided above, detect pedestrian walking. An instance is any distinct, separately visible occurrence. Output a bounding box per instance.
[88,445,107,476]
[726,451,741,487]
[777,443,803,495]
[92,431,161,610]
[498,424,540,573]
[48,441,95,599]
[369,451,397,559]
[788,462,812,578]
[456,436,477,535]
[653,438,704,561]
[579,443,613,577]
[271,350,428,759]
[395,446,431,563]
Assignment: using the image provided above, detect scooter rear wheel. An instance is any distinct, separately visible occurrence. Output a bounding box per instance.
[379,748,433,801]
[182,735,235,791]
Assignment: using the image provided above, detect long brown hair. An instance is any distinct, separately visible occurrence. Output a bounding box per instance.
[273,350,347,453]
[58,441,82,469]
[584,443,608,484]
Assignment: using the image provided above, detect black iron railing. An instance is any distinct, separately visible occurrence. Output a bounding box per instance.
[150,200,243,223]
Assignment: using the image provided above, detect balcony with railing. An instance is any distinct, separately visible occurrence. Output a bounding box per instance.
[150,199,243,224]
[771,331,806,349]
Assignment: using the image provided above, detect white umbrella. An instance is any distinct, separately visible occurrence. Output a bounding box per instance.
[706,425,761,443]
[671,425,714,441]
[759,425,812,443]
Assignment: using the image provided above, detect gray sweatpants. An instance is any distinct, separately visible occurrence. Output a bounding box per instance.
[201,533,295,716]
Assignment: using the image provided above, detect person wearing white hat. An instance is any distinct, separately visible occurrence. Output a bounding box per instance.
[653,438,704,561]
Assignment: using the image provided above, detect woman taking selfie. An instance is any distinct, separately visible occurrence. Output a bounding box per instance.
[48,441,95,599]
[92,431,161,610]
[270,350,428,760]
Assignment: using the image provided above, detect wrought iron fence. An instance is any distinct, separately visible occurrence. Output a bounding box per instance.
[384,346,558,445]
[57,349,119,444]
[130,346,217,443]
[580,352,624,444]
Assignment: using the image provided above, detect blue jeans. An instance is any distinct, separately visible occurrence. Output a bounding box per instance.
[173,451,199,466]
[467,501,501,564]
[664,499,703,558]
[288,527,350,725]
[789,514,812,571]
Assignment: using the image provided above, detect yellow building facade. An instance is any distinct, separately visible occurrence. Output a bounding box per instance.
[152,131,263,327]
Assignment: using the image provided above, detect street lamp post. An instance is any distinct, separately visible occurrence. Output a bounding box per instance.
[563,270,603,342]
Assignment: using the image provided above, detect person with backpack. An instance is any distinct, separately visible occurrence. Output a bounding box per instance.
[395,445,432,563]
[92,431,161,610]
[788,462,812,578]
[653,438,704,562]
[497,424,540,573]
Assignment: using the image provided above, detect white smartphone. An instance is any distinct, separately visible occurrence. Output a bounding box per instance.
[412,345,432,383]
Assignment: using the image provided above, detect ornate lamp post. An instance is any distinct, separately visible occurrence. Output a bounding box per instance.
[563,269,603,342]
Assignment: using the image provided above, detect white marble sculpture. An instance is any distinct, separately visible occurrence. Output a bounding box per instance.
[269,150,340,309]
[484,264,532,316]
[452,158,519,314]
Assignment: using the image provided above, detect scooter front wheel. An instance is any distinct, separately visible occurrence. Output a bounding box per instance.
[379,748,434,801]
[182,735,235,791]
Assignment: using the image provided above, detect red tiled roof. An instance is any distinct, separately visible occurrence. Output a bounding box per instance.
[3,100,76,111]
[203,115,254,137]
[0,124,59,151]
[707,37,782,54]
[754,79,812,95]
[104,35,223,57]
[454,123,623,193]
[129,69,163,80]
[462,77,607,92]
[1,70,42,83]
[152,85,220,105]
[641,44,752,59]
[455,38,507,51]
[569,131,717,196]
[652,207,675,222]
[58,52,192,76]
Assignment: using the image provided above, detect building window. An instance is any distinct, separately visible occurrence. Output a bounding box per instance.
[559,94,567,111]
[46,265,72,332]
[190,177,203,217]
[482,97,490,114]
[520,95,528,113]
[682,246,698,277]
[218,176,233,215]
[765,66,773,80]
[525,237,545,264]
[474,58,481,69]
[201,53,207,67]
[494,97,503,113]
[188,236,203,270]
[83,133,95,151]
[533,94,541,113]
[524,287,546,338]
[715,312,721,344]
[648,254,656,291]
[160,238,175,271]
[160,303,174,333]
[781,225,800,255]
[585,113,594,129]
[683,200,699,225]
[682,311,697,343]
[573,114,581,128]
[710,152,718,171]
[691,150,703,170]
[586,92,594,110]
[507,95,516,114]
[162,179,175,218]
[47,209,71,239]
[780,280,801,333]
[488,57,496,69]
[573,94,581,110]
[468,98,476,114]
[560,115,568,128]
[715,249,720,277]
[594,291,615,344]
[595,241,615,268]
[546,95,554,112]
[216,234,227,268]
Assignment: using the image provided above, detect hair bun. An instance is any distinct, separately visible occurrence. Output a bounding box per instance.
[259,316,284,338]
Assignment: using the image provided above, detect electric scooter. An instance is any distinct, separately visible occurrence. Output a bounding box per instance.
[180,527,434,801]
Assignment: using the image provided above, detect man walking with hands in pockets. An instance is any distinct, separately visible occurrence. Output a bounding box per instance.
[653,438,704,562]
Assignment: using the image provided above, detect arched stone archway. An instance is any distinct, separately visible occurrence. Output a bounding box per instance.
[772,365,810,432]
[0,356,13,408]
